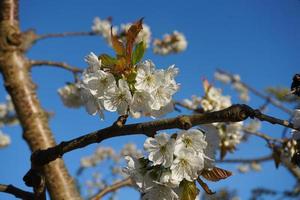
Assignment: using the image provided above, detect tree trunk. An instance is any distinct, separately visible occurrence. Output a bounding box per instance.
[0,0,82,199]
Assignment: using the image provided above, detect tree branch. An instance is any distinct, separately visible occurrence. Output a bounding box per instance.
[217,155,273,164]
[216,69,293,115]
[243,129,283,144]
[29,104,299,169]
[36,31,98,41]
[90,178,133,200]
[29,60,83,74]
[0,184,34,200]
[0,1,82,199]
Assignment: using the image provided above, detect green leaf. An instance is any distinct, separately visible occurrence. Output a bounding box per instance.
[178,180,199,200]
[132,41,146,65]
[98,54,116,68]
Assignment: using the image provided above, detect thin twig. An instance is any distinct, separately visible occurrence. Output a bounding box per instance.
[217,155,273,164]
[173,100,204,113]
[29,60,83,74]
[216,69,293,115]
[0,184,34,200]
[90,178,133,200]
[243,129,283,143]
[36,31,99,41]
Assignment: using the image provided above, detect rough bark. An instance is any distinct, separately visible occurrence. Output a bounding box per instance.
[0,0,81,199]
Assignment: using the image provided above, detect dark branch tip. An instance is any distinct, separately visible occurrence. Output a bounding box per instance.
[23,169,43,188]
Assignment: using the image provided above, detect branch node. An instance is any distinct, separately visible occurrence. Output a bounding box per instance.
[23,169,42,187]
[113,115,128,128]
[178,116,192,130]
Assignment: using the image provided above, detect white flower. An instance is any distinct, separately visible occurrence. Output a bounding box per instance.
[207,87,221,102]
[84,52,102,73]
[143,184,178,200]
[150,102,174,119]
[58,83,83,108]
[174,129,207,155]
[83,70,116,98]
[151,86,173,110]
[124,156,154,192]
[130,90,153,115]
[250,162,262,172]
[172,31,187,53]
[92,17,110,34]
[80,85,104,118]
[245,120,261,132]
[160,171,180,187]
[219,95,231,109]
[182,96,202,110]
[135,60,161,92]
[214,71,231,84]
[171,149,204,182]
[80,156,96,168]
[144,133,175,167]
[0,104,7,119]
[201,99,213,111]
[237,164,249,173]
[120,143,142,158]
[91,17,117,44]
[103,79,132,115]
[163,65,180,94]
[201,125,220,169]
[223,122,243,147]
[0,131,10,148]
[153,31,187,55]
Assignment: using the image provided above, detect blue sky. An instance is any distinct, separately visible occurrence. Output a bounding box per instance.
[0,0,300,199]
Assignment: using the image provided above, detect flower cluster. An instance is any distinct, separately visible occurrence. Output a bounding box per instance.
[0,130,10,148]
[201,83,232,112]
[79,53,179,119]
[237,162,262,174]
[91,17,118,45]
[182,81,244,158]
[0,95,19,148]
[214,71,249,102]
[0,95,18,127]
[58,83,83,108]
[218,122,243,149]
[124,129,217,199]
[80,146,119,169]
[153,31,187,55]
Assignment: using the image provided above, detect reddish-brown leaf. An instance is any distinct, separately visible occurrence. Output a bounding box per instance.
[197,177,215,195]
[111,27,125,56]
[201,167,232,182]
[125,18,144,63]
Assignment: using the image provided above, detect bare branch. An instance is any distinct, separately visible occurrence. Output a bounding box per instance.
[29,60,83,74]
[217,155,273,164]
[36,31,98,41]
[0,184,34,200]
[90,178,133,200]
[243,129,283,143]
[29,104,299,169]
[216,69,293,115]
